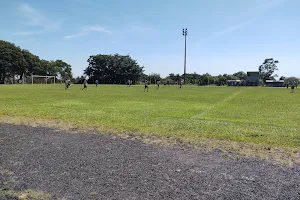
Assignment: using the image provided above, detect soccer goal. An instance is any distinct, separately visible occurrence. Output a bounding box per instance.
[31,75,56,84]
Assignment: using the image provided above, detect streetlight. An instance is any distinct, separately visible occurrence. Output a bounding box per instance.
[182,28,188,84]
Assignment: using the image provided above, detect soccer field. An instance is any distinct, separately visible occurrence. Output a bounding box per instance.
[0,84,300,149]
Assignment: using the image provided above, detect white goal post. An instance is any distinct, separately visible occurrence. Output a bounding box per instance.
[31,75,56,84]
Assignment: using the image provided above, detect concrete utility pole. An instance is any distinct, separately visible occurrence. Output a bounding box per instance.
[182,28,188,84]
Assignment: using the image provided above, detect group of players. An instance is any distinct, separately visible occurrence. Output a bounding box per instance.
[64,79,89,90]
[142,80,182,92]
[64,79,183,92]
[65,79,297,93]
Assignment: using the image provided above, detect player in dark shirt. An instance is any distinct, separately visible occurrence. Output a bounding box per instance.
[144,80,149,92]
[82,79,87,90]
[65,79,69,90]
[291,85,295,93]
[157,80,161,89]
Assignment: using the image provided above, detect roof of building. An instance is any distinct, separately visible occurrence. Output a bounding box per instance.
[227,80,241,82]
[265,80,284,83]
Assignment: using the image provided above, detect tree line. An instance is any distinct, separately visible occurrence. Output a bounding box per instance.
[0,40,72,83]
[1,39,298,85]
[136,72,240,86]
[80,54,296,86]
[74,54,249,86]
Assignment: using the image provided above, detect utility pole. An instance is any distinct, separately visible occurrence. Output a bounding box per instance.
[183,28,188,84]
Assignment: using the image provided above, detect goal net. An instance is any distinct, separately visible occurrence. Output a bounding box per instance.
[31,75,56,84]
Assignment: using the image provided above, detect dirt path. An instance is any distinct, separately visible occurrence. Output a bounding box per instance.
[1,123,300,200]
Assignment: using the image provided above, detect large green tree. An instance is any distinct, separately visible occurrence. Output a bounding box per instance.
[84,54,144,84]
[233,71,247,80]
[22,49,41,77]
[259,58,279,82]
[198,73,213,86]
[216,75,227,85]
[0,40,73,83]
[54,60,73,80]
[0,40,27,81]
[285,77,299,86]
[185,72,200,84]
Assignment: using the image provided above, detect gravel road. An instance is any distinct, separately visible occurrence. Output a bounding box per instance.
[1,123,300,200]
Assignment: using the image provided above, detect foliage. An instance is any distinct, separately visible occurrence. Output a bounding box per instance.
[285,77,299,85]
[259,58,279,82]
[233,71,247,80]
[185,72,200,84]
[54,60,73,80]
[72,76,85,84]
[0,40,72,82]
[165,72,245,86]
[198,73,213,85]
[279,76,285,80]
[0,40,27,80]
[223,74,239,81]
[168,73,181,83]
[22,49,40,76]
[148,73,161,84]
[84,54,144,84]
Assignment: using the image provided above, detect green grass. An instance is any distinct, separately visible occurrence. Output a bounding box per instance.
[1,84,300,149]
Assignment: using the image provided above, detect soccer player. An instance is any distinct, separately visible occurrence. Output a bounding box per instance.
[157,80,161,89]
[65,79,69,90]
[144,80,149,92]
[127,79,132,87]
[291,85,295,93]
[95,80,99,87]
[82,79,87,90]
[179,82,182,89]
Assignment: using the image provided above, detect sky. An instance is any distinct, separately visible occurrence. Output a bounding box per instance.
[0,0,300,78]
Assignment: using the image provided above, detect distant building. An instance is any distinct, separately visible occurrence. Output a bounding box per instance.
[227,80,241,86]
[265,80,284,87]
[246,71,259,86]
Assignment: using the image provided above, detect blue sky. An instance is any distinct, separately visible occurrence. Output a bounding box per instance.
[0,0,299,78]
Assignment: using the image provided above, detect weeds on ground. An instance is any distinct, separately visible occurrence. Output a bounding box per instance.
[89,191,97,196]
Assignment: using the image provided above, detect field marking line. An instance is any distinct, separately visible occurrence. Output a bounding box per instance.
[191,90,243,119]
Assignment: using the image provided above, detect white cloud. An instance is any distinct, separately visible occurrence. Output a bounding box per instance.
[64,25,110,39]
[15,3,61,35]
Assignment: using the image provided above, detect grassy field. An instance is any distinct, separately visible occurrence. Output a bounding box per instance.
[1,84,300,149]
